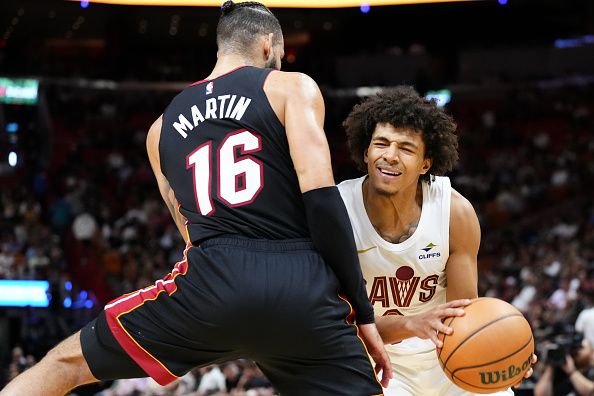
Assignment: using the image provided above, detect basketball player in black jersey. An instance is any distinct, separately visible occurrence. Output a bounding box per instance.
[1,2,391,395]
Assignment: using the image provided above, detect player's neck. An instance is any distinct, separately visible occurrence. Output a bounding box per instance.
[206,54,260,80]
[362,179,423,244]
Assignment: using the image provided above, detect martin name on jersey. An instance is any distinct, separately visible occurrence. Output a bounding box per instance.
[172,94,252,138]
[338,175,452,354]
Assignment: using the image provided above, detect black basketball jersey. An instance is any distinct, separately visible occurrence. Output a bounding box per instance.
[160,66,309,244]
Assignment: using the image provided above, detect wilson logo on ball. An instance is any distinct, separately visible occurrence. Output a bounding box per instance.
[437,297,534,393]
[478,354,533,384]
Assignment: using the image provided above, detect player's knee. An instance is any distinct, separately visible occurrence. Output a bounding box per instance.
[42,337,96,384]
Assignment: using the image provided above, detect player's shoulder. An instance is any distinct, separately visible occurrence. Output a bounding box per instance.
[423,175,451,204]
[337,176,364,196]
[426,175,451,189]
[264,71,320,96]
[450,186,479,228]
[450,188,473,212]
[147,115,164,141]
[449,186,481,250]
[266,70,316,84]
[429,175,469,212]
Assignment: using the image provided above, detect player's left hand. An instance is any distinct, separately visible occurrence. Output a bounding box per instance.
[513,353,537,389]
[359,323,393,388]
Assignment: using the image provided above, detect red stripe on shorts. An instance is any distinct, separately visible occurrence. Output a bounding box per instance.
[103,243,191,385]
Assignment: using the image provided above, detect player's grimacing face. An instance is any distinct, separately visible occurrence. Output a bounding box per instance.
[364,123,431,196]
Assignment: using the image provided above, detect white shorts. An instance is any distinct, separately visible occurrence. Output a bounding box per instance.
[383,348,515,396]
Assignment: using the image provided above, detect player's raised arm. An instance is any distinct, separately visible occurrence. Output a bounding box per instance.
[446,189,480,301]
[146,115,189,243]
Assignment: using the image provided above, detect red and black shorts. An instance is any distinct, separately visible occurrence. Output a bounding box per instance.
[80,236,383,396]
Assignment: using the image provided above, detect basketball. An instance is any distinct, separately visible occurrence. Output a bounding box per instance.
[437,297,534,394]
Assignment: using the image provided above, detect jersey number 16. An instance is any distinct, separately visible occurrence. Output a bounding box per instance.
[186,129,263,216]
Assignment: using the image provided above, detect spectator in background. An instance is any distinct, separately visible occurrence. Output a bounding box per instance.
[222,362,242,392]
[535,335,594,396]
[576,294,594,348]
[235,362,273,394]
[196,365,226,396]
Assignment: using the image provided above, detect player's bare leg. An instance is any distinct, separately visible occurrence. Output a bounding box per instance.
[1,331,98,396]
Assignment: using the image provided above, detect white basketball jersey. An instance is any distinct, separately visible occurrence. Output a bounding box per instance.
[338,175,451,354]
[338,176,513,396]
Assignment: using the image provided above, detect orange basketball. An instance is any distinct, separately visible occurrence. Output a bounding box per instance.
[437,297,534,394]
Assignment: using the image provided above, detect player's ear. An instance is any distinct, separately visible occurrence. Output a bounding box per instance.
[363,149,369,164]
[420,158,432,174]
[263,33,274,63]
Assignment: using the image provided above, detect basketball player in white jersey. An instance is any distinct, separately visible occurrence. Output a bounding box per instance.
[338,86,535,395]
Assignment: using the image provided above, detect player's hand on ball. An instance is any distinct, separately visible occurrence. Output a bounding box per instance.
[513,353,537,388]
[359,323,393,387]
[408,299,471,348]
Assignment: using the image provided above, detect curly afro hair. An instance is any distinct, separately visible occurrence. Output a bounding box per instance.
[342,85,458,182]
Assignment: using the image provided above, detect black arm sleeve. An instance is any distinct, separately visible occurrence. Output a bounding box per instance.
[302,186,374,324]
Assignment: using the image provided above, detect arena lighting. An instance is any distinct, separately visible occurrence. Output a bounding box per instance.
[8,151,17,167]
[70,0,478,7]
[0,280,50,307]
[6,122,18,133]
[0,77,39,105]
[425,89,451,107]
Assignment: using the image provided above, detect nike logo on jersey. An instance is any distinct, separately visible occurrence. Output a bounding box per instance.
[357,246,377,254]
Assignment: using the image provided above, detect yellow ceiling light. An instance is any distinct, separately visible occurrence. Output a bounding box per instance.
[71,0,477,7]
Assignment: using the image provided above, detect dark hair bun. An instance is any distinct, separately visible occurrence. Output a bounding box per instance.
[221,1,236,15]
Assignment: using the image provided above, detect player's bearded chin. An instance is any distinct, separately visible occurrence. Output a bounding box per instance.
[369,178,396,197]
[265,49,279,70]
[375,186,396,197]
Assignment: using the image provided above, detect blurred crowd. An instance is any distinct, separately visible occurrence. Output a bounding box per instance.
[1,80,593,395]
[4,346,274,396]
